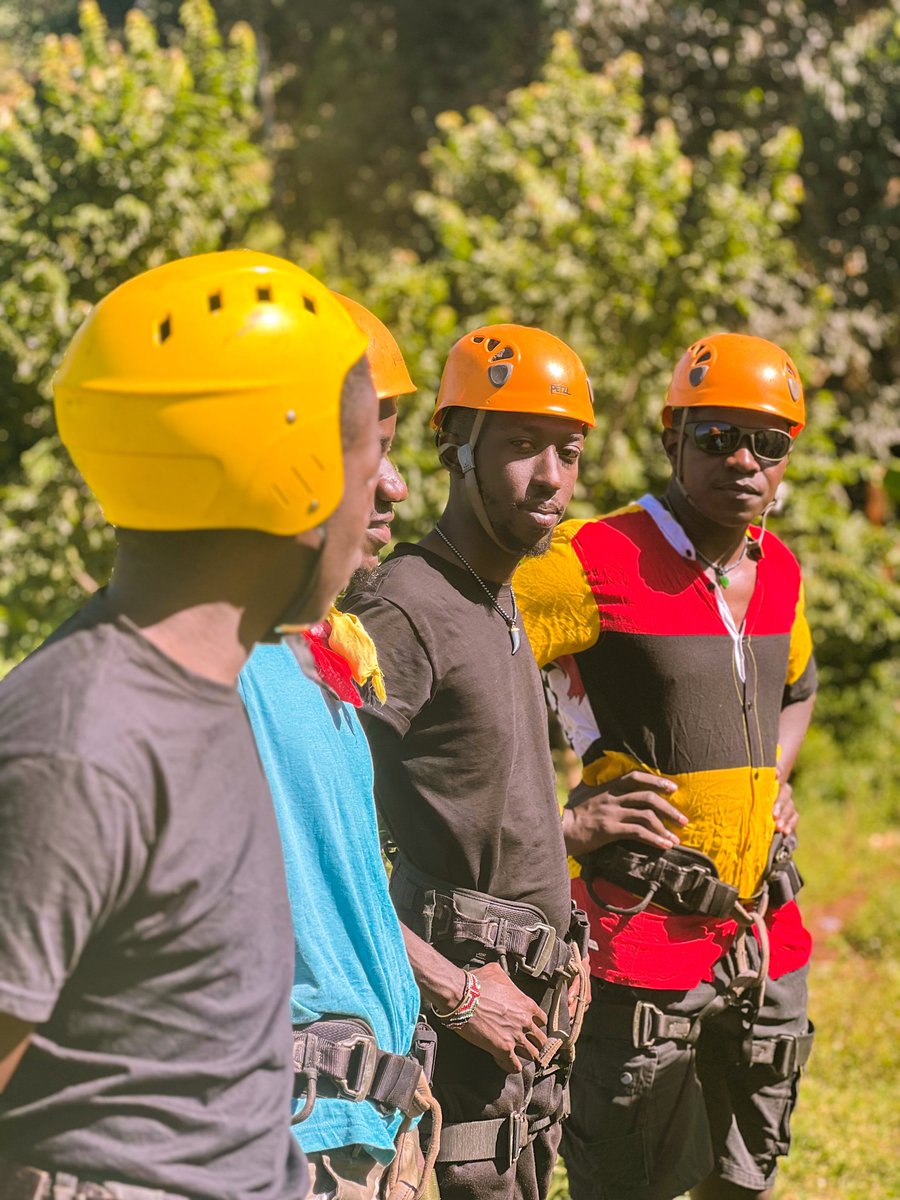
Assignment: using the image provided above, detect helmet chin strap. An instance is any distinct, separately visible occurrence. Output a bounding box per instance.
[672,412,712,521]
[673,410,777,551]
[440,410,519,555]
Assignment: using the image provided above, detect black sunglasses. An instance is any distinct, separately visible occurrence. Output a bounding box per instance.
[685,420,793,464]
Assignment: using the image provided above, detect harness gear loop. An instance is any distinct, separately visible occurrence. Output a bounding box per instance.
[291,1071,318,1126]
[383,1073,444,1200]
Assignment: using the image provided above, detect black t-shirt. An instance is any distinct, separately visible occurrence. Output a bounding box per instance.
[342,543,570,938]
[0,602,306,1200]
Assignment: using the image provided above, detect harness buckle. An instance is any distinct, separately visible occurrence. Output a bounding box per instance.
[518,924,556,978]
[748,1029,814,1078]
[336,1032,379,1102]
[632,1002,693,1048]
[506,1111,530,1167]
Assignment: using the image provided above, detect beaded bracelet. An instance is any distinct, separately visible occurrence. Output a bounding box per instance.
[432,970,481,1029]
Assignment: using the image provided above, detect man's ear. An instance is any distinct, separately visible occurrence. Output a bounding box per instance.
[436,437,464,475]
[661,428,679,468]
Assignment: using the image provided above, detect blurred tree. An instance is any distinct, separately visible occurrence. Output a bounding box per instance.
[125,0,551,247]
[305,34,897,738]
[311,35,819,522]
[0,0,269,665]
[544,0,900,451]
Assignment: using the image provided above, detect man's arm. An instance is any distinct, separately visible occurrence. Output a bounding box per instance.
[773,692,817,836]
[514,521,601,668]
[0,1013,33,1092]
[400,926,548,1075]
[0,756,144,1087]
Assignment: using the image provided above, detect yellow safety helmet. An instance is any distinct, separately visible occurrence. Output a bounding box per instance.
[334,294,416,400]
[53,250,367,536]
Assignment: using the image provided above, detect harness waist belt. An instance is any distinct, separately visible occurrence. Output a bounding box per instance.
[579,832,803,920]
[0,1161,187,1200]
[291,1016,435,1125]
[390,855,583,983]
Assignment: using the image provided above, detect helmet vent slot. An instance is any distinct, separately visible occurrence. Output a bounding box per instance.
[303,295,317,314]
[689,364,709,387]
[256,286,273,302]
[490,346,514,361]
[208,292,222,313]
[158,316,172,344]
[695,349,712,364]
[472,335,485,343]
[488,363,512,387]
[787,375,801,401]
[486,338,501,351]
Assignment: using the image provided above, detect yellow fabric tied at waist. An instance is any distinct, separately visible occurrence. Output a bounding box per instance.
[579,752,778,898]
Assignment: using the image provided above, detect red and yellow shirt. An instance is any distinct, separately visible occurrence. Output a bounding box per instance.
[515,496,817,989]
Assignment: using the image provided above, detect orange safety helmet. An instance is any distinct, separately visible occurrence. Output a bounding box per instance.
[663,332,805,433]
[431,324,594,431]
[334,293,416,400]
[432,324,593,552]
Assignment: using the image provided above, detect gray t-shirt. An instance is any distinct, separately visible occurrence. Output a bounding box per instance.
[0,602,306,1200]
[342,544,571,938]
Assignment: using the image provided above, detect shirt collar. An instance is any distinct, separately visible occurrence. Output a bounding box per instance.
[637,492,764,562]
[636,493,699,562]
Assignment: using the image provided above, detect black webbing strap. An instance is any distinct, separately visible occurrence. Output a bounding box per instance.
[291,1017,428,1125]
[435,1088,571,1168]
[600,1001,698,1047]
[600,1000,814,1076]
[746,1027,815,1077]
[582,842,740,918]
[581,832,803,921]
[390,857,576,984]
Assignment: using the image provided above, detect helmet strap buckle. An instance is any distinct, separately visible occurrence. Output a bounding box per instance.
[457,444,476,474]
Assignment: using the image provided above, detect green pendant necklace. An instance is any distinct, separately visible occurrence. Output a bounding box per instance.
[695,541,748,588]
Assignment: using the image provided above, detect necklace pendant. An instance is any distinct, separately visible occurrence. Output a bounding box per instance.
[718,574,730,589]
[509,624,521,655]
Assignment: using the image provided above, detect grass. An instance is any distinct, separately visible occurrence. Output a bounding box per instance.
[551,722,900,1199]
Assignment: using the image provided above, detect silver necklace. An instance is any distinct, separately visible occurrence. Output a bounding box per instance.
[695,541,749,589]
[659,495,749,589]
[434,525,521,654]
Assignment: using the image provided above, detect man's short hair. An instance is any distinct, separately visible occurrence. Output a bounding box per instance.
[340,357,375,449]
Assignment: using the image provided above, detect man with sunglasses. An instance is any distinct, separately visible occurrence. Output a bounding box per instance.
[515,333,817,1200]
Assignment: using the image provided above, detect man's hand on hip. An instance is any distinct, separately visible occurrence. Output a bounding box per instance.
[562,771,687,856]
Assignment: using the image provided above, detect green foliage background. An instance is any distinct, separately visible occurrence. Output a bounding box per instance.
[0,0,897,746]
[0,5,897,1193]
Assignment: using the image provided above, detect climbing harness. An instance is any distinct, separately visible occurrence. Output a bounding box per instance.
[390,855,591,1170]
[291,1016,437,1125]
[578,831,811,1072]
[578,832,802,921]
[292,1016,442,1200]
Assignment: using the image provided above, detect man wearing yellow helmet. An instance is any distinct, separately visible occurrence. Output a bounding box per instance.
[515,333,817,1200]
[238,295,438,1200]
[343,325,595,1200]
[0,252,379,1200]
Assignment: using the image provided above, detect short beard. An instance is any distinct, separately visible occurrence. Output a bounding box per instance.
[521,532,554,559]
[346,562,380,594]
[489,514,555,560]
